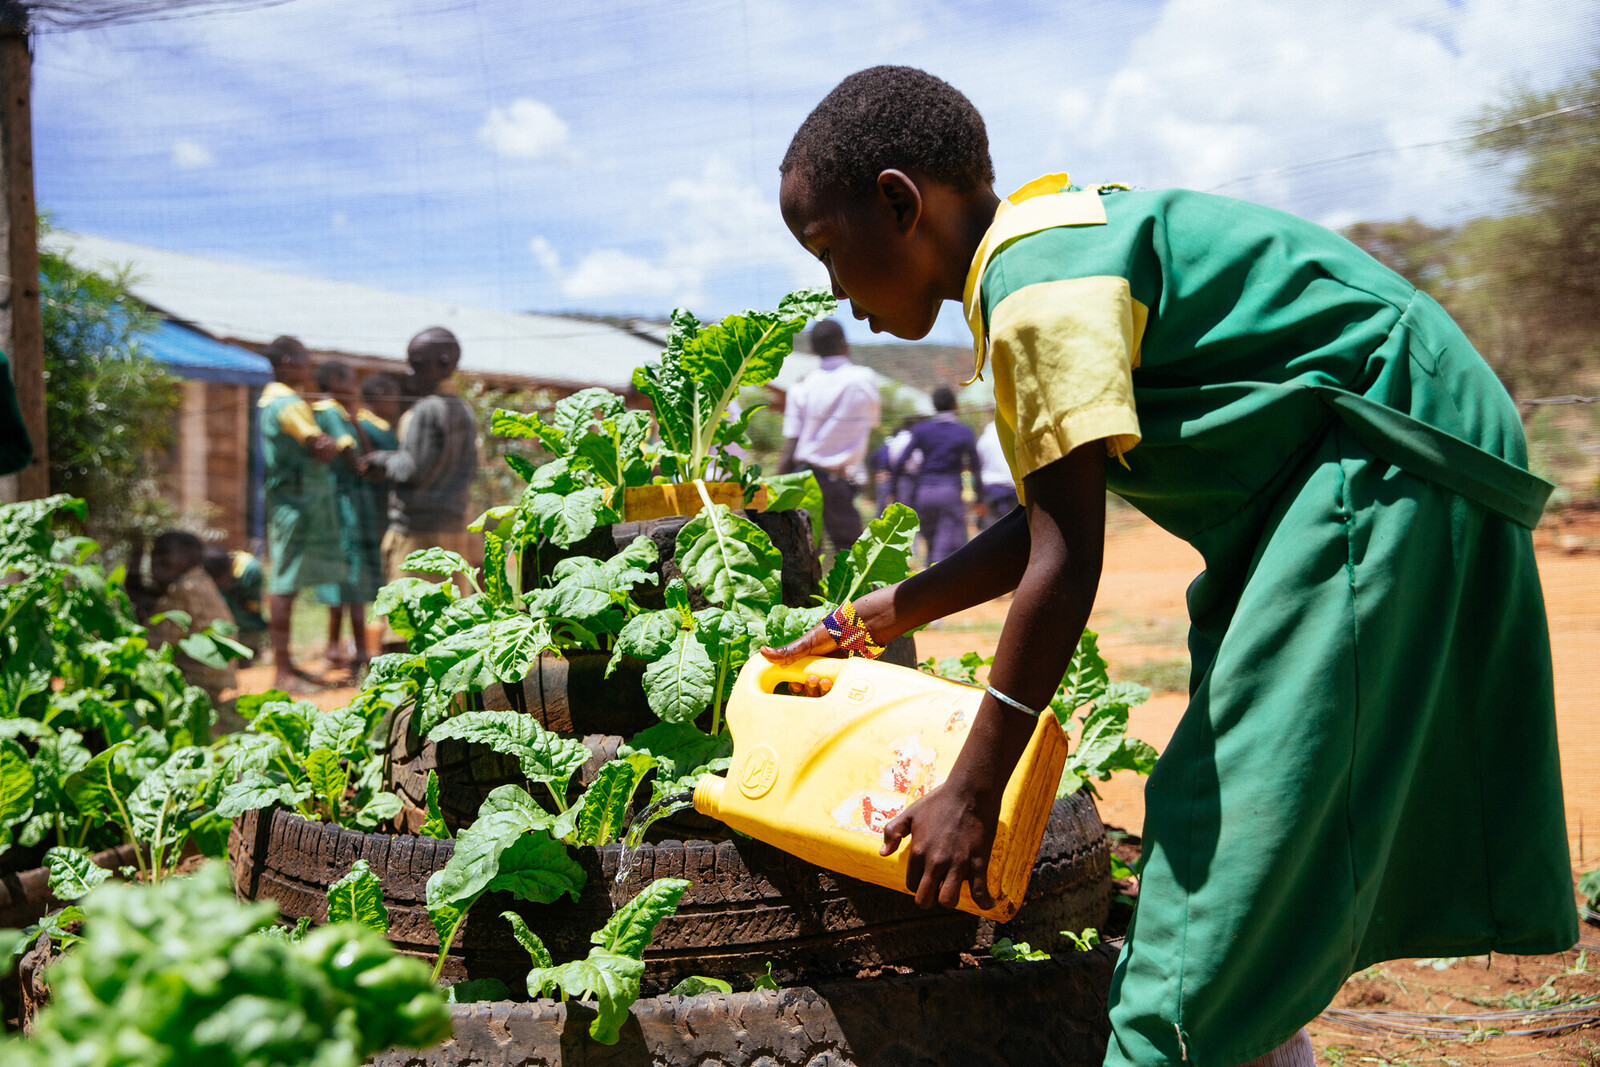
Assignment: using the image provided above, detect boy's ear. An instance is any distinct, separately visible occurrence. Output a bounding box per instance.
[876,169,923,234]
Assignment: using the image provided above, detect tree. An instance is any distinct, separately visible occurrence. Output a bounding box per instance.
[40,238,181,548]
[1343,64,1600,399]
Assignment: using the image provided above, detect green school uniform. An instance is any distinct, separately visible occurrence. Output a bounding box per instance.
[355,408,397,595]
[0,350,32,476]
[311,398,385,606]
[223,551,268,637]
[966,176,1576,1067]
[259,382,344,596]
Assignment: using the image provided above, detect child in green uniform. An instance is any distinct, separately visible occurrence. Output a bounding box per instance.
[259,335,343,692]
[355,372,401,591]
[765,67,1576,1067]
[310,359,373,673]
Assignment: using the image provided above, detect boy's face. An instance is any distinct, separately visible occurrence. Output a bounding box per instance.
[365,390,400,422]
[780,169,945,341]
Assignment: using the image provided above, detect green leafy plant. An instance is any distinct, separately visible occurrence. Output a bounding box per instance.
[215,690,402,831]
[327,859,389,935]
[2,863,452,1066]
[423,784,586,982]
[749,961,780,991]
[920,629,1159,799]
[633,290,834,486]
[990,937,1051,962]
[1062,927,1101,952]
[510,878,689,1044]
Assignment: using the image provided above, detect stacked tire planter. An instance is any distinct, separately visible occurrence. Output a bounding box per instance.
[227,501,1119,1064]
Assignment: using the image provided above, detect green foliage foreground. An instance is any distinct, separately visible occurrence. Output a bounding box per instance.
[3,863,451,1067]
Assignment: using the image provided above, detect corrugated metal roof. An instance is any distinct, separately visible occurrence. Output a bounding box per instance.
[145,316,274,385]
[45,232,664,392]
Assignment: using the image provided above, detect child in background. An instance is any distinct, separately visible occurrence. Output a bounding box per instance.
[765,66,1574,1067]
[202,545,268,656]
[310,360,373,674]
[258,336,342,693]
[355,372,400,595]
[129,531,238,704]
[892,385,981,564]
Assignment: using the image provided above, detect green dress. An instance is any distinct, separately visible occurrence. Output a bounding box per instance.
[312,399,388,606]
[355,409,396,598]
[968,178,1576,1066]
[259,383,344,596]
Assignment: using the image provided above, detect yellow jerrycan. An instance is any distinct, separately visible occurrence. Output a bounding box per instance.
[692,655,1070,921]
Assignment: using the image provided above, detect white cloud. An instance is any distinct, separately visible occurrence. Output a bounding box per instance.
[170,138,214,169]
[528,236,561,274]
[560,248,679,302]
[544,156,819,306]
[1049,0,1587,223]
[477,98,577,161]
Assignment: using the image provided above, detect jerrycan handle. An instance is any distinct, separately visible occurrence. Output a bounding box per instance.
[747,655,848,695]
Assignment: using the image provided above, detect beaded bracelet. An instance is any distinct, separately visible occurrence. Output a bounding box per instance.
[821,600,886,659]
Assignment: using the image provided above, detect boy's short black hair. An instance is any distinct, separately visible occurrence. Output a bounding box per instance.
[782,66,994,200]
[262,335,308,367]
[361,372,400,400]
[152,530,204,566]
[931,385,957,412]
[315,359,352,393]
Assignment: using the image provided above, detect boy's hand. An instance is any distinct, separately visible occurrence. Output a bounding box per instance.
[880,777,1001,910]
[759,586,900,696]
[308,433,337,461]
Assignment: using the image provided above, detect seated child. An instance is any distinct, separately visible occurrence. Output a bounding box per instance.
[202,545,268,656]
[764,66,1575,1067]
[131,531,240,704]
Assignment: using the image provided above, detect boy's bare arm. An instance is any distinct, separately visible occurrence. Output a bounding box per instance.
[881,442,1105,909]
[761,505,1031,665]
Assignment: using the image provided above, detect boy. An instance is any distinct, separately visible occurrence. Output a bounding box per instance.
[766,66,1575,1067]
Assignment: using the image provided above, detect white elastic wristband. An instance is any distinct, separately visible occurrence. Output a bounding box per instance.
[985,684,1044,718]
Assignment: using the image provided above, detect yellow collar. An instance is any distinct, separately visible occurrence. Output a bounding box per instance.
[960,173,1109,384]
[357,408,392,432]
[311,397,351,418]
[259,380,299,407]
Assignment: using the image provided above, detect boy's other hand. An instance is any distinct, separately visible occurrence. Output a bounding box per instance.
[880,778,1000,910]
[308,433,337,461]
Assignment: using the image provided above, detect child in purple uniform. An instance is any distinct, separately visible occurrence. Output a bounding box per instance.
[893,385,980,563]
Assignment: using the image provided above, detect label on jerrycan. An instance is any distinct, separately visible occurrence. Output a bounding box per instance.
[738,744,780,799]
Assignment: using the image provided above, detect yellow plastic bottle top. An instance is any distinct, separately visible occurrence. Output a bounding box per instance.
[693,655,1070,921]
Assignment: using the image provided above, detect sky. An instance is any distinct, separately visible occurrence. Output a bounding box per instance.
[30,0,1600,346]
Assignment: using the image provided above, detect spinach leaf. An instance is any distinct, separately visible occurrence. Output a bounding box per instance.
[822,502,919,607]
[426,712,590,797]
[43,845,110,901]
[327,859,389,934]
[674,503,782,621]
[520,877,689,1045]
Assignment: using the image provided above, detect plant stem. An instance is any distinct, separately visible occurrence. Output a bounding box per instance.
[105,764,146,883]
[709,653,729,737]
[545,782,568,814]
[430,905,474,984]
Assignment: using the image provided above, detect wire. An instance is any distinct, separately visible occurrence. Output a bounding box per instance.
[1318,1003,1600,1039]
[1519,395,1600,406]
[1206,99,1600,194]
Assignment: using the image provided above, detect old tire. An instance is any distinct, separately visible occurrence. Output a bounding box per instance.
[521,508,823,611]
[385,651,656,832]
[371,946,1119,1066]
[228,791,1108,997]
